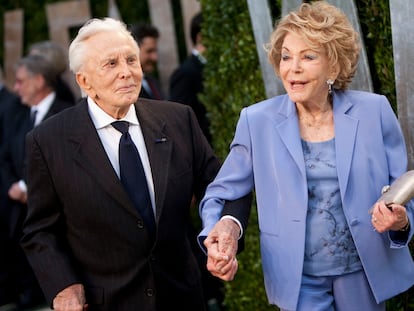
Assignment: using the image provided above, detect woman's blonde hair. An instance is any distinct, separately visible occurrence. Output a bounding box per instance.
[267,1,360,90]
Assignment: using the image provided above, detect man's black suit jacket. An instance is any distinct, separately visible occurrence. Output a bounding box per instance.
[0,86,21,212]
[169,54,211,143]
[21,98,242,311]
[0,86,21,148]
[0,97,72,238]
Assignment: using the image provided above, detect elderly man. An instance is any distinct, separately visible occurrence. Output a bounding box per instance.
[21,17,249,311]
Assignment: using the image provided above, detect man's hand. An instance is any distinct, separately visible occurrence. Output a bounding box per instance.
[204,218,240,281]
[53,283,88,311]
[371,201,409,233]
[8,182,27,203]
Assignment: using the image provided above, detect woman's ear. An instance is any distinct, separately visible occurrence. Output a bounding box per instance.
[331,63,340,81]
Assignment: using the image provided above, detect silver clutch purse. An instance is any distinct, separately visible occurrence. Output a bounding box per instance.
[369,170,414,212]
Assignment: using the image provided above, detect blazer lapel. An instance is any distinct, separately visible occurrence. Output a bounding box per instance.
[68,101,137,216]
[135,101,172,221]
[332,92,358,203]
[276,97,307,179]
[274,93,358,195]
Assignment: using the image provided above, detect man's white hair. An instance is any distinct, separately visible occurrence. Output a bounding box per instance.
[68,17,138,73]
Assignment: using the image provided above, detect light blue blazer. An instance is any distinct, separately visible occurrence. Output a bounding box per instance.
[199,90,414,310]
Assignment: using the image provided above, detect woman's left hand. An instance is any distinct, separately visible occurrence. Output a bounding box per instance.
[371,201,409,233]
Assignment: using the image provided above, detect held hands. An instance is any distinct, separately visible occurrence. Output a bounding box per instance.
[370,201,409,233]
[204,218,240,281]
[53,283,88,311]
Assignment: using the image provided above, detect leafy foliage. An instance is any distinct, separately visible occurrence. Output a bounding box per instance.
[355,0,397,112]
[198,0,265,161]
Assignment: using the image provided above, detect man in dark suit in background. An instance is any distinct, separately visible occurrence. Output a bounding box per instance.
[169,12,211,144]
[21,17,250,311]
[130,23,165,100]
[0,70,22,147]
[0,54,72,309]
[0,68,24,310]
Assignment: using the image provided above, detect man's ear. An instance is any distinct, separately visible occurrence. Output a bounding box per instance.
[33,74,45,90]
[76,72,89,90]
[76,72,94,98]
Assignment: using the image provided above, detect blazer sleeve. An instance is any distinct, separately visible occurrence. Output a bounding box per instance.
[378,97,414,246]
[198,108,254,248]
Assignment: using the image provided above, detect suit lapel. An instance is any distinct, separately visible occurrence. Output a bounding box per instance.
[68,101,138,216]
[274,93,358,197]
[275,97,307,179]
[332,92,358,203]
[135,101,172,221]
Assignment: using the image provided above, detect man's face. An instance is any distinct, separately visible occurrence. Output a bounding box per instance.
[13,66,40,107]
[138,37,158,74]
[76,31,143,118]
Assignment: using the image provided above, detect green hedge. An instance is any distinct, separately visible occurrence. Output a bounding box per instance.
[200,0,413,310]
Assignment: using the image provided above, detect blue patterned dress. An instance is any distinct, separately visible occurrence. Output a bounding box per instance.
[302,138,362,276]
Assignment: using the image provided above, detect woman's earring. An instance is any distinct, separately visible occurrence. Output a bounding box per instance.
[326,79,334,95]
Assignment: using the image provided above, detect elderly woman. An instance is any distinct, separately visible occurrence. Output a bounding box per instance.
[199,1,414,311]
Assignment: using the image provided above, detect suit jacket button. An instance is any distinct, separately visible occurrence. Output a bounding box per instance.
[146,288,154,296]
[137,220,144,228]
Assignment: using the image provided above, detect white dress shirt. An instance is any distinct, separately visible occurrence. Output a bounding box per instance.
[19,92,56,192]
[31,92,55,126]
[87,97,156,215]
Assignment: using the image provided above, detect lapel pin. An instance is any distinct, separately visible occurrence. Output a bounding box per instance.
[155,138,167,143]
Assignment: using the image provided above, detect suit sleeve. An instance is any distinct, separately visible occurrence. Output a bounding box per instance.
[378,96,414,245]
[21,130,81,306]
[198,108,254,244]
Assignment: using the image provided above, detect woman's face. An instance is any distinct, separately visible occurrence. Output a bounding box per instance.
[279,32,334,107]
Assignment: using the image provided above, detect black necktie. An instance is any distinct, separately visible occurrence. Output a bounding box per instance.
[30,109,37,128]
[112,121,155,237]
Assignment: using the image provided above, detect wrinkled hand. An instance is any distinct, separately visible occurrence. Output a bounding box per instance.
[204,218,240,281]
[370,201,409,233]
[53,283,88,311]
[8,182,27,203]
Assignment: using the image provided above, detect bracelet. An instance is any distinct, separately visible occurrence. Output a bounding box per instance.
[400,219,410,232]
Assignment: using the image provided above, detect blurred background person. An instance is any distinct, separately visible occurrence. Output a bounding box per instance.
[130,23,165,100]
[169,12,211,145]
[0,66,23,311]
[29,40,78,105]
[0,54,72,310]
